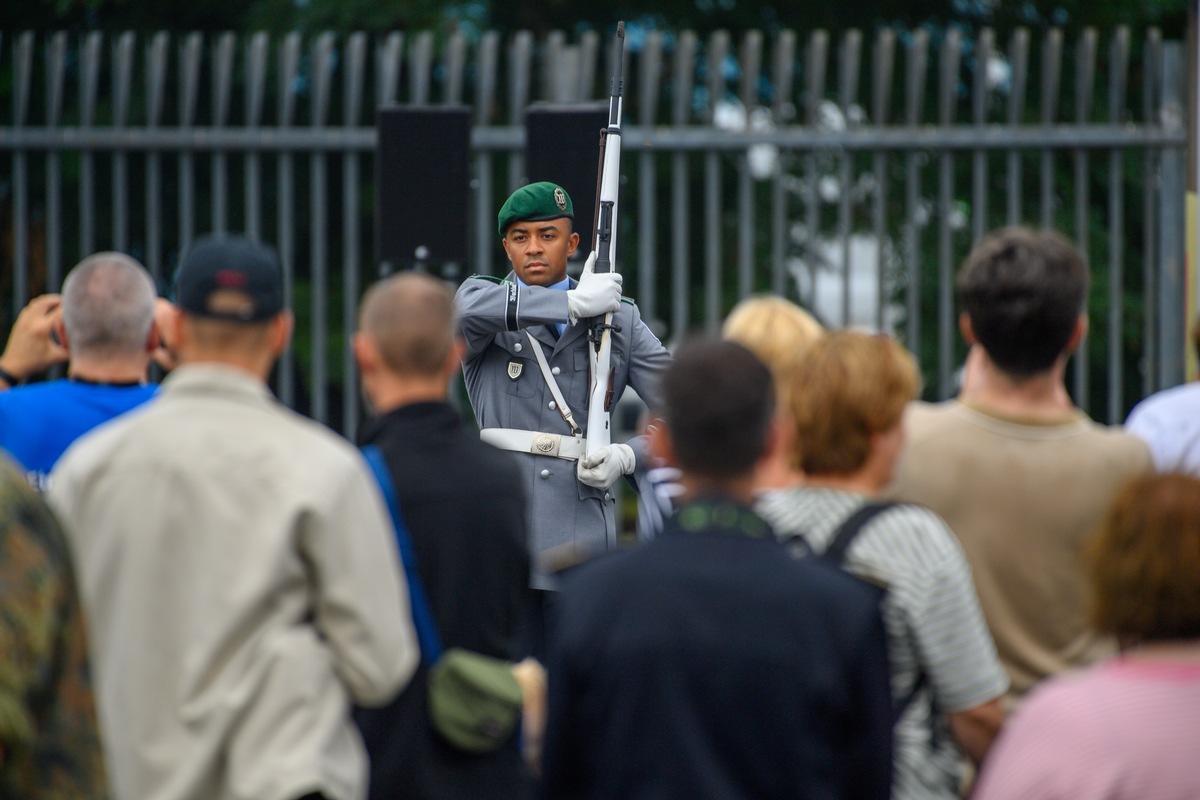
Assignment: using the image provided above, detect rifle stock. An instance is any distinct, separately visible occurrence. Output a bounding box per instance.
[585,21,625,459]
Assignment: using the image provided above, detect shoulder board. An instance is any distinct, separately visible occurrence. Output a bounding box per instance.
[620,296,636,307]
[465,274,511,285]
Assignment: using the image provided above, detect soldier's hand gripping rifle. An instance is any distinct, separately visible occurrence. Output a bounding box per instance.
[584,22,625,460]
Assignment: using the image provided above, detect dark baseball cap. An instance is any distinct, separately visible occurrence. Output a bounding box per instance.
[497,181,574,238]
[175,235,284,322]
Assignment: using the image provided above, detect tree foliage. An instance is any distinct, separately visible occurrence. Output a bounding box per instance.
[3,0,1187,37]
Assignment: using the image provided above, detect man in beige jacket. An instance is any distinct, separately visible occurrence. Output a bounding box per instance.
[50,234,418,800]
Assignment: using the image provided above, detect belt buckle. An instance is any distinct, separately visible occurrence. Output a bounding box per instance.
[533,433,560,457]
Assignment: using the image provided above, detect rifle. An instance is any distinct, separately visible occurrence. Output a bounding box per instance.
[585,21,625,459]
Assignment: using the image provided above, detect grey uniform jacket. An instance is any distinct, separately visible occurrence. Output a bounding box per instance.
[455,273,670,589]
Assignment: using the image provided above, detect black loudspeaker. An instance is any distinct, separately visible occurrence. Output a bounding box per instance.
[376,106,471,266]
[524,105,608,253]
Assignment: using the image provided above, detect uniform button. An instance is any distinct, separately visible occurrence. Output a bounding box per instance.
[605,492,612,501]
[514,342,523,352]
[548,401,557,410]
[551,366,561,375]
[540,469,551,479]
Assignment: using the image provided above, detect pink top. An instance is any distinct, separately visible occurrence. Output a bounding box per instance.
[973,657,1200,800]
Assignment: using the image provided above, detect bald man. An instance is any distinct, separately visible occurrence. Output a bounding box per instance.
[353,273,531,800]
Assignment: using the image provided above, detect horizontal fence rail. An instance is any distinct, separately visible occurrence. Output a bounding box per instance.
[0,26,1187,435]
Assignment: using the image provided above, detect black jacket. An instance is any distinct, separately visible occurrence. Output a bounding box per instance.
[354,401,531,800]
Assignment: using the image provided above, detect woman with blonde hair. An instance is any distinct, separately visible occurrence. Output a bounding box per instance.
[722,295,824,489]
[973,473,1200,800]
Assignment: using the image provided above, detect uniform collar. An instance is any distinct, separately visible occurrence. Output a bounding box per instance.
[515,273,570,292]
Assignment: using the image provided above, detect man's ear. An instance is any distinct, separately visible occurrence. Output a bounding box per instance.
[958,313,977,345]
[53,318,70,352]
[352,331,378,376]
[444,337,466,375]
[501,235,515,264]
[567,231,580,258]
[144,319,161,353]
[646,416,676,468]
[270,310,294,357]
[1064,314,1088,354]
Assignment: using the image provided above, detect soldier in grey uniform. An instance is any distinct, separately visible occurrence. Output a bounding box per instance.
[455,182,670,648]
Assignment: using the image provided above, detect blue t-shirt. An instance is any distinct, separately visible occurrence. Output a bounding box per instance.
[0,379,158,490]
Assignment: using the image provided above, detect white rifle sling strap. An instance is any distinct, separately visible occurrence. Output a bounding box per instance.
[525,331,582,436]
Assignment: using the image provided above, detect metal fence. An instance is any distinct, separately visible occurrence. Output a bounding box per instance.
[0,26,1187,434]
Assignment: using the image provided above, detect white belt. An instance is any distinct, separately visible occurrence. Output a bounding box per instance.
[481,428,586,461]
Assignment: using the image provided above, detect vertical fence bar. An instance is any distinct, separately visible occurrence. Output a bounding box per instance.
[1072,28,1097,406]
[507,31,533,191]
[12,33,33,315]
[1142,30,1162,395]
[211,32,235,235]
[377,32,403,107]
[145,33,168,281]
[543,31,564,101]
[638,31,663,323]
[179,33,201,251]
[112,32,135,252]
[803,30,828,313]
[276,32,300,406]
[936,30,961,397]
[737,30,761,300]
[903,30,928,356]
[444,32,465,104]
[343,32,366,436]
[971,28,993,244]
[704,30,728,329]
[579,30,599,99]
[871,30,895,331]
[770,29,795,297]
[1005,29,1029,225]
[45,33,67,291]
[837,30,861,326]
[309,32,334,424]
[670,31,696,340]
[80,32,101,259]
[1157,42,1186,389]
[474,31,499,276]
[1106,27,1129,422]
[410,31,433,105]
[1039,30,1062,228]
[244,32,268,243]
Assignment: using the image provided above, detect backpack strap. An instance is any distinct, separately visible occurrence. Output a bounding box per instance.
[824,501,928,723]
[362,444,444,666]
[823,502,896,566]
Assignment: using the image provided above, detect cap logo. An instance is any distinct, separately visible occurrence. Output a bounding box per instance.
[553,187,567,211]
[215,269,248,289]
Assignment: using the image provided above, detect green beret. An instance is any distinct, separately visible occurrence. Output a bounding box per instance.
[497,181,574,238]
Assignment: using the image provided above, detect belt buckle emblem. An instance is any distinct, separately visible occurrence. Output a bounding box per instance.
[534,434,558,455]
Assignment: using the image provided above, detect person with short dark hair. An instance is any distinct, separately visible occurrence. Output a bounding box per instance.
[887,227,1152,699]
[972,473,1200,800]
[0,253,160,490]
[49,234,417,800]
[352,272,532,800]
[454,181,670,657]
[541,337,893,800]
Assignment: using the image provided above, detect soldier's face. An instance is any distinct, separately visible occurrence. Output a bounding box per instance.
[502,218,579,286]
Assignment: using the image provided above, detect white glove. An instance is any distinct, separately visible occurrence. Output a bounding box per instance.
[566,252,622,325]
[576,443,636,490]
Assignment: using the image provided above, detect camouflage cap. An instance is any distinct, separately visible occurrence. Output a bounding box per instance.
[497,181,573,238]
